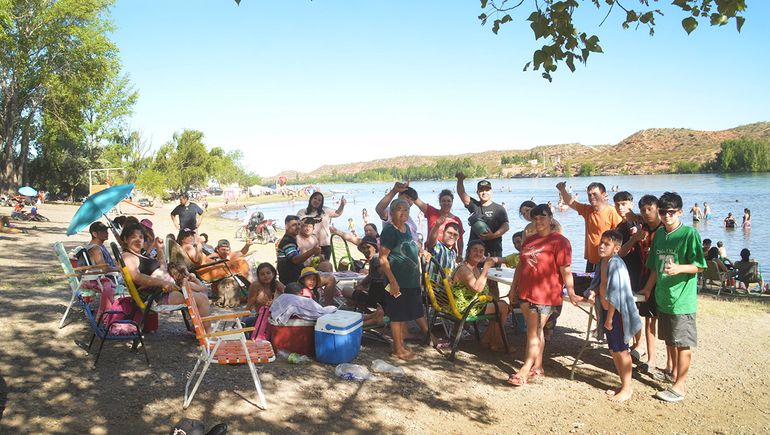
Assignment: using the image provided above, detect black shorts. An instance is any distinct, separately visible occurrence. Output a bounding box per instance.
[384,287,424,322]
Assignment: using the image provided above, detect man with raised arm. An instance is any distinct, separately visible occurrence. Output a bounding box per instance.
[557,181,622,273]
[455,172,509,257]
[374,181,419,240]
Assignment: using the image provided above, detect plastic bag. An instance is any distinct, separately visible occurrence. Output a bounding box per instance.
[370,359,405,376]
[334,363,373,381]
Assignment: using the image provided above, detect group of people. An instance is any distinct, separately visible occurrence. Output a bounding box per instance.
[689,202,751,229]
[75,178,759,406]
[266,175,721,404]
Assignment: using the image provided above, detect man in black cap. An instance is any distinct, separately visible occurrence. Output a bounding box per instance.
[207,238,252,263]
[170,193,204,240]
[456,172,509,258]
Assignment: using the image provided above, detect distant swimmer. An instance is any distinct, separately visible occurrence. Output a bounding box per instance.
[742,208,751,229]
[703,202,712,220]
[689,203,703,223]
[724,212,737,229]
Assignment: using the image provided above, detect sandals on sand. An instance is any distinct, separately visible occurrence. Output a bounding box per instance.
[655,387,685,403]
[506,373,527,387]
[528,369,545,383]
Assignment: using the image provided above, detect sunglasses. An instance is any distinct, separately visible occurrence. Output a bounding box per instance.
[658,209,680,217]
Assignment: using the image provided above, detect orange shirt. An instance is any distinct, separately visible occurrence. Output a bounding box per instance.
[574,203,622,264]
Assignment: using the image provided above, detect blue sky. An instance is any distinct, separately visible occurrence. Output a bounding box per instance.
[110,0,770,177]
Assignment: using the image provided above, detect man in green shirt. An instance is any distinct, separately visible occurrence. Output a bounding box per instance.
[642,192,706,403]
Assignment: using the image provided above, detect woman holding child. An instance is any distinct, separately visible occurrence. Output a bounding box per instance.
[297,192,346,260]
[450,240,509,351]
[507,204,579,386]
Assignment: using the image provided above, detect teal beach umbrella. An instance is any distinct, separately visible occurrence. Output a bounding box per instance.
[18,186,37,196]
[66,184,134,236]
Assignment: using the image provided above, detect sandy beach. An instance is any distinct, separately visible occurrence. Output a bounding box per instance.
[1,201,769,434]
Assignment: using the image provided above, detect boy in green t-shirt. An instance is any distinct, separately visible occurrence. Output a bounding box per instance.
[641,192,706,403]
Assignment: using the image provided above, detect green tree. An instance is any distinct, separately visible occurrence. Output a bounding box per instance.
[102,130,152,184]
[479,0,747,81]
[1,0,130,190]
[577,162,596,176]
[152,130,212,194]
[714,137,770,172]
[135,168,167,199]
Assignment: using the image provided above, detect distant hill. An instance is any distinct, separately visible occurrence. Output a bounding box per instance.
[268,122,770,180]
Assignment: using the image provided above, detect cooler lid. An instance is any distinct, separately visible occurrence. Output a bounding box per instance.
[315,311,363,334]
[268,316,316,327]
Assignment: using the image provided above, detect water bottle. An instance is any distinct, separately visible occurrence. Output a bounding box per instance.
[277,350,310,364]
[288,353,311,364]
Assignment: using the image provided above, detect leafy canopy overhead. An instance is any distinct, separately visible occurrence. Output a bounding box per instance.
[480,0,747,81]
[234,0,747,81]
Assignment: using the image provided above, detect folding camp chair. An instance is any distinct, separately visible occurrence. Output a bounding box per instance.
[422,257,509,361]
[79,293,149,366]
[54,241,120,328]
[110,242,192,332]
[182,284,275,410]
[701,260,734,295]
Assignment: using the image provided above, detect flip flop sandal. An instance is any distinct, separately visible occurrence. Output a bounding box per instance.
[506,373,527,387]
[528,369,545,383]
[435,339,452,350]
[655,387,685,403]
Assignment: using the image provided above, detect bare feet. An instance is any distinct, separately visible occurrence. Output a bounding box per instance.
[392,348,415,361]
[608,388,633,403]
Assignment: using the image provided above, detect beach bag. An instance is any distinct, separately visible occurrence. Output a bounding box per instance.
[249,306,271,341]
[101,296,143,335]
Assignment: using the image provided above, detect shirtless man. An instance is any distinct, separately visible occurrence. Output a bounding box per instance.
[689,203,703,223]
[297,217,323,266]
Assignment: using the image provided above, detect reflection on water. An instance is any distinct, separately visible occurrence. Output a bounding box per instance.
[224,174,770,271]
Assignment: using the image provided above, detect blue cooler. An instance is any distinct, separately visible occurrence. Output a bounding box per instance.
[314,311,363,364]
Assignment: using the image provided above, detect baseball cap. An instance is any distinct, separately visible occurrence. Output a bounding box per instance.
[216,239,230,248]
[89,221,108,233]
[477,180,492,191]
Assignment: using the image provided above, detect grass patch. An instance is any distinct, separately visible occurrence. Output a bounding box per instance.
[34,272,58,286]
[699,294,770,319]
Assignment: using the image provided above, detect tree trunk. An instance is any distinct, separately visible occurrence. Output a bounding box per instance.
[17,111,33,186]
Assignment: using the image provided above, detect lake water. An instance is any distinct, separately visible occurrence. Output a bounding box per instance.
[223,174,769,271]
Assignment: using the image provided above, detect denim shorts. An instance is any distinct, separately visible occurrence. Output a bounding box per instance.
[524,302,562,318]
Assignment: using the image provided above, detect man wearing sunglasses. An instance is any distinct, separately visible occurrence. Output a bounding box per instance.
[557,181,622,272]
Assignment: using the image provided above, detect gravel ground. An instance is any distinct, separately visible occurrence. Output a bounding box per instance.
[1,203,769,434]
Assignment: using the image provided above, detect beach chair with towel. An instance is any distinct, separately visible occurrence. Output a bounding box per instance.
[54,241,121,328]
[182,284,275,410]
[78,293,149,366]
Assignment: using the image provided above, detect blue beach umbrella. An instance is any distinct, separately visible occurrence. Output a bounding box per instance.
[66,184,134,236]
[18,186,37,196]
